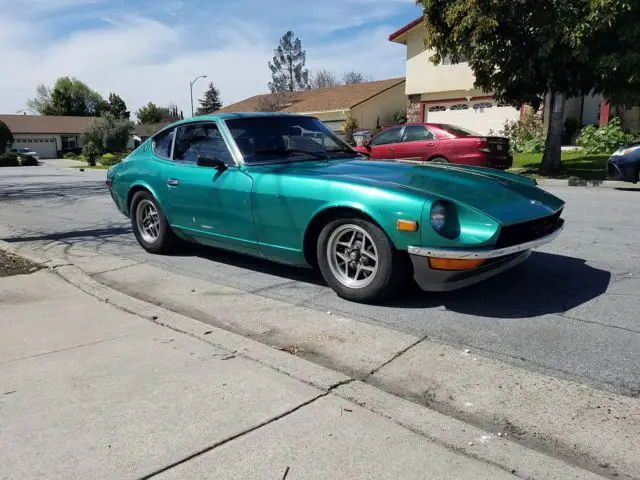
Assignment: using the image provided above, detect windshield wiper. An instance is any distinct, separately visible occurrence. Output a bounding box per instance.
[254,148,329,160]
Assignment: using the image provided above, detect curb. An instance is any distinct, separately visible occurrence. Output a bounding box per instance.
[0,244,608,480]
[535,178,640,189]
[0,243,632,479]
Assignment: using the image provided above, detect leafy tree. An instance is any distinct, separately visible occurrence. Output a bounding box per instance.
[105,93,130,119]
[268,31,310,92]
[135,102,163,124]
[342,71,371,85]
[196,83,223,115]
[83,113,134,153]
[0,121,13,154]
[310,70,340,89]
[160,104,181,123]
[27,77,104,116]
[26,85,54,115]
[418,0,640,175]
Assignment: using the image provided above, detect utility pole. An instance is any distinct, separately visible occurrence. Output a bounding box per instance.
[190,75,208,117]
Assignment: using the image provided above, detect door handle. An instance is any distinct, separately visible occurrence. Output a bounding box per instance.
[166,179,180,186]
[427,142,436,147]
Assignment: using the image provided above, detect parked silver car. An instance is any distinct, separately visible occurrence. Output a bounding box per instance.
[10,147,40,161]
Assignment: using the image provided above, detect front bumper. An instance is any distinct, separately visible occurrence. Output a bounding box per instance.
[408,222,563,291]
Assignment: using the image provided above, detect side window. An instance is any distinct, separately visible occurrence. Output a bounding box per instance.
[174,123,234,166]
[402,126,436,142]
[152,129,175,159]
[371,127,402,146]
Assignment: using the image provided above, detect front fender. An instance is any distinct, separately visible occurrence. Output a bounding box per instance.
[307,193,425,251]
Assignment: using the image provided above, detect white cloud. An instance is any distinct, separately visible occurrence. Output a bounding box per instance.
[0,0,413,118]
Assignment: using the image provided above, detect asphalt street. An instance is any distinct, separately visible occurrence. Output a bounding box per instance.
[2,161,639,396]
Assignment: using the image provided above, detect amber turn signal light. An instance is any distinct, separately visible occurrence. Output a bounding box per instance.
[396,220,418,232]
[428,257,485,271]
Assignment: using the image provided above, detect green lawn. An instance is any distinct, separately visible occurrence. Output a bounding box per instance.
[510,152,609,180]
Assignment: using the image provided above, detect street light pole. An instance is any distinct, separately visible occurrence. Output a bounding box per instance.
[190,75,208,117]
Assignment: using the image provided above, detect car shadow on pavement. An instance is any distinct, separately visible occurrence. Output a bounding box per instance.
[386,252,612,318]
[174,242,326,286]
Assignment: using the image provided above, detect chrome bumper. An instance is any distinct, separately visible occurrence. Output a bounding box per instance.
[407,223,564,260]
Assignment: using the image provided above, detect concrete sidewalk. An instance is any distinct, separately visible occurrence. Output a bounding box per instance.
[2,268,581,480]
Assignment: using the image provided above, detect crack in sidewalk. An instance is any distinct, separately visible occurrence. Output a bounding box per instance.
[138,378,354,480]
[364,334,429,380]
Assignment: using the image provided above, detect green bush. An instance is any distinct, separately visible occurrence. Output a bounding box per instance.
[342,116,359,146]
[19,155,39,166]
[503,109,545,153]
[83,113,134,153]
[576,118,640,154]
[82,141,100,167]
[63,152,79,159]
[99,152,127,166]
[392,109,407,125]
[0,153,20,167]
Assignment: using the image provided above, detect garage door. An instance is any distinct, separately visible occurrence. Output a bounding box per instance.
[425,100,520,136]
[12,138,57,158]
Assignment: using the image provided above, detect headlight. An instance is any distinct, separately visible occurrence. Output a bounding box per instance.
[612,145,640,156]
[430,200,460,239]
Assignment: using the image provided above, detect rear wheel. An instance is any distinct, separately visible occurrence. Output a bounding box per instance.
[317,217,407,303]
[130,190,178,254]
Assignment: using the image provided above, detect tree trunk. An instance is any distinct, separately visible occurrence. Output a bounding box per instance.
[540,91,565,175]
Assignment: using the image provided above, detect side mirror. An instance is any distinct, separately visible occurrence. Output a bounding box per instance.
[197,156,227,171]
[365,142,372,151]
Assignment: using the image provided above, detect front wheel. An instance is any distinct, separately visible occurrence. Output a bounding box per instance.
[130,190,178,254]
[430,156,449,164]
[317,217,407,303]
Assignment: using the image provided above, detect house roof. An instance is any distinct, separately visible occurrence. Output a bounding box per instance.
[0,114,98,134]
[218,78,406,114]
[388,16,423,43]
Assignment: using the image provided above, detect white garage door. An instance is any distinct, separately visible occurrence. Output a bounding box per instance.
[13,138,57,158]
[426,100,520,136]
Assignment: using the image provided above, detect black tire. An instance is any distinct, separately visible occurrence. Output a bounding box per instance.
[130,190,178,254]
[430,156,449,164]
[317,217,408,303]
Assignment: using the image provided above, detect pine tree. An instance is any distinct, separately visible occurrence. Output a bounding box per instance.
[268,31,310,93]
[196,83,223,115]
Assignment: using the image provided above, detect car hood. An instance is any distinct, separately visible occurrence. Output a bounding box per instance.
[253,158,564,225]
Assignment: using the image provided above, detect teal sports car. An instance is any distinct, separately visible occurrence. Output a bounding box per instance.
[106,113,565,303]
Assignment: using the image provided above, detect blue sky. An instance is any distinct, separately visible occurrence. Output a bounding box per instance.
[0,0,419,118]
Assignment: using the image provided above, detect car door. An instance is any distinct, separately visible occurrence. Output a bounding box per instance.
[393,125,439,162]
[367,127,402,159]
[161,121,258,254]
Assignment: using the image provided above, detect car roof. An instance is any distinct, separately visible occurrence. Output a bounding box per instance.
[160,112,316,130]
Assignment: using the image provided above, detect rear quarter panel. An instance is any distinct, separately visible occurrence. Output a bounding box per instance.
[108,142,166,216]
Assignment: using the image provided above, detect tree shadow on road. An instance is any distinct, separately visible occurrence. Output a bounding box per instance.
[0,181,106,201]
[384,252,612,318]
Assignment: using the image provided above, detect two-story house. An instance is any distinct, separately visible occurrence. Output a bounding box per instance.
[389,16,640,137]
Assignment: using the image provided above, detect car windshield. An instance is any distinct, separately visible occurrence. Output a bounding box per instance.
[224,116,356,165]
[440,125,481,137]
[17,148,32,153]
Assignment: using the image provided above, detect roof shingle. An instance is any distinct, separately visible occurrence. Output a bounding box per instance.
[0,115,97,134]
[218,77,405,114]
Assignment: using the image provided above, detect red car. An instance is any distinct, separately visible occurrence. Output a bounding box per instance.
[354,123,513,169]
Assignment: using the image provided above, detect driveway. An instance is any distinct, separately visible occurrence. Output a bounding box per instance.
[1,164,639,396]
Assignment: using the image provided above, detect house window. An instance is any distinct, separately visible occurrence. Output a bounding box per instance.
[61,136,78,150]
[473,102,493,110]
[429,106,446,112]
[449,104,470,111]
